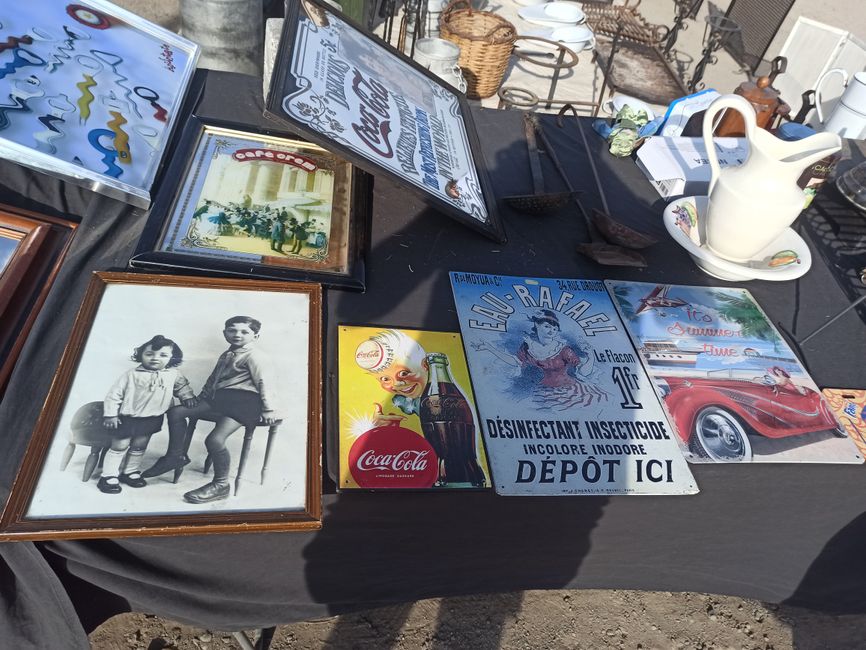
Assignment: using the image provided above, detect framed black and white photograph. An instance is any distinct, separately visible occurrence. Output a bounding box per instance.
[264,0,506,243]
[0,0,200,207]
[131,116,369,289]
[0,272,322,540]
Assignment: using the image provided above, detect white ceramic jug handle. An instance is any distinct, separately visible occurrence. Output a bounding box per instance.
[702,94,756,195]
[815,68,849,124]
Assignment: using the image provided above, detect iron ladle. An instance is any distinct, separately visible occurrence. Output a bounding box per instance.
[558,104,658,250]
[530,114,648,268]
[502,113,575,215]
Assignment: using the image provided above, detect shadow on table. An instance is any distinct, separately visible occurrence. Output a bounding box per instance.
[773,510,866,648]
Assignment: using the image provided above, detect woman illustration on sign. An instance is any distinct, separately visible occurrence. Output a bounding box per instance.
[473,309,607,410]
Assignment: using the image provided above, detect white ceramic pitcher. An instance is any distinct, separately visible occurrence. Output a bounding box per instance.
[815,68,866,139]
[702,94,841,262]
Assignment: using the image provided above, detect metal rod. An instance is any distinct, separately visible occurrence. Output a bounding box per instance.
[593,25,622,118]
[799,293,866,345]
[531,115,597,238]
[574,115,610,215]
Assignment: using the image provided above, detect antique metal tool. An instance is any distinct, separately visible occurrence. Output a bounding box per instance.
[531,114,648,267]
[502,113,575,215]
[558,104,658,250]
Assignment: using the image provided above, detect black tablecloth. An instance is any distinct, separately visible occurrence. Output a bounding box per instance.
[3,71,866,648]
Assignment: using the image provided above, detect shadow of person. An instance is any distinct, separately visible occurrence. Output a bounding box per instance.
[779,510,866,648]
[306,106,684,646]
[783,511,866,615]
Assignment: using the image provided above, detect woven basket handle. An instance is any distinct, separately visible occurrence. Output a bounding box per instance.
[442,0,472,20]
[482,23,514,41]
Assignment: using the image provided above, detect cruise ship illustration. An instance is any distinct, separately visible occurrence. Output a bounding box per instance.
[641,340,703,367]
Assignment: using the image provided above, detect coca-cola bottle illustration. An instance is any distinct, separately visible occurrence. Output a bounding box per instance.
[419,352,486,487]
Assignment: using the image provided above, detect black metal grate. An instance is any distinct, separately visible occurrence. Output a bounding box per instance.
[720,0,796,73]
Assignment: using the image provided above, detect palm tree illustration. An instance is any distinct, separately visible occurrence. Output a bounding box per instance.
[711,291,781,346]
[613,286,636,320]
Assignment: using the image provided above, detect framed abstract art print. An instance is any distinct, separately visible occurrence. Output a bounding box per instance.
[0,0,199,206]
[131,116,369,289]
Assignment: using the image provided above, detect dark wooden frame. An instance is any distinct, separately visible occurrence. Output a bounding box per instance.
[0,206,77,393]
[131,115,371,290]
[0,272,323,540]
[265,0,506,244]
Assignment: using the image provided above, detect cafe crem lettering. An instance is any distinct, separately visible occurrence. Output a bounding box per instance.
[350,68,394,159]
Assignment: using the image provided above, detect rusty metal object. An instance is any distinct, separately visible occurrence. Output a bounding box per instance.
[583,1,666,46]
[559,105,657,250]
[503,113,574,215]
[591,209,657,248]
[530,113,648,267]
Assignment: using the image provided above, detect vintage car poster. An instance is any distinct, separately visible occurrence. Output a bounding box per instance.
[338,325,491,490]
[822,389,866,457]
[607,281,863,464]
[449,273,698,496]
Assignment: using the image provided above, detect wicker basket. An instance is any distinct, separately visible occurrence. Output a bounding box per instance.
[440,0,516,99]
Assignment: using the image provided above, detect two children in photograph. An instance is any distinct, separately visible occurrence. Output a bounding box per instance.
[99,316,277,503]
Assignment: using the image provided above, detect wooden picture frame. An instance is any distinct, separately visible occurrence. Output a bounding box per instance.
[0,205,77,393]
[130,116,370,290]
[0,0,200,207]
[0,272,323,540]
[264,0,506,243]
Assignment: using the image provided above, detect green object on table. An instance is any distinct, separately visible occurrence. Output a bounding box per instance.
[608,106,650,157]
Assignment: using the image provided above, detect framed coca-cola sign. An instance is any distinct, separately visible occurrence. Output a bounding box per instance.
[337,325,491,490]
[0,272,322,540]
[265,0,506,244]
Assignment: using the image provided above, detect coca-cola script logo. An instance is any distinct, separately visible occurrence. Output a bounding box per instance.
[348,426,438,489]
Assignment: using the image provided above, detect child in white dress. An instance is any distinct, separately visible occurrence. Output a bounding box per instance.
[99,335,197,494]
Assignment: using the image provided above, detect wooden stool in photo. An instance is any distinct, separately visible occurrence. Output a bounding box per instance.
[179,411,283,495]
[60,402,136,481]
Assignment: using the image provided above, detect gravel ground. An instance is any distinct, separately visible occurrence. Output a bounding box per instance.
[89,589,866,649]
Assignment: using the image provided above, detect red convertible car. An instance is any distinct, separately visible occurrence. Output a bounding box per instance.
[657,373,846,461]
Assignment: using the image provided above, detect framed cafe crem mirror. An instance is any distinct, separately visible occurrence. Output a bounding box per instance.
[131,116,370,289]
[265,0,507,243]
[0,272,322,540]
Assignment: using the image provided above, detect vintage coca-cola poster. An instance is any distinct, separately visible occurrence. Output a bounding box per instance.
[450,273,698,496]
[607,280,863,464]
[265,0,505,242]
[338,325,491,490]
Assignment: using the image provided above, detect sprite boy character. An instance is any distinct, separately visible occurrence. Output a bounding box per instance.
[355,329,429,426]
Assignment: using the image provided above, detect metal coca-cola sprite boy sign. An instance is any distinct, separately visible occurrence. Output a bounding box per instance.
[450,272,698,496]
[338,326,491,490]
